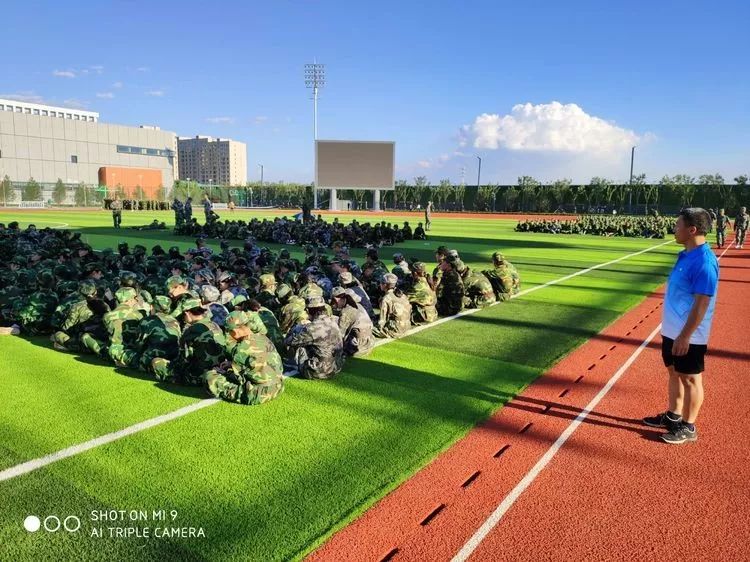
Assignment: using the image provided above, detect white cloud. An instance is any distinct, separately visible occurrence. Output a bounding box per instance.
[112,81,123,89]
[254,116,269,124]
[52,69,76,78]
[63,99,88,109]
[0,91,47,104]
[96,92,114,99]
[145,90,164,97]
[90,65,104,74]
[136,66,150,72]
[205,116,234,124]
[417,160,432,169]
[460,101,642,154]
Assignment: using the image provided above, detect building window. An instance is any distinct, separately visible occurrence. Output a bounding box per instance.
[24,108,31,114]
[74,114,80,120]
[33,109,40,115]
[41,110,48,116]
[66,113,72,119]
[71,155,78,164]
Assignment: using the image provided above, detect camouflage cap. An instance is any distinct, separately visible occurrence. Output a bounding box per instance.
[492,251,505,262]
[246,311,267,335]
[36,269,55,287]
[199,284,220,303]
[276,284,293,300]
[166,275,187,290]
[231,294,248,308]
[447,249,459,259]
[393,252,404,261]
[225,310,250,331]
[305,295,326,309]
[79,280,98,297]
[411,261,426,273]
[345,288,362,303]
[153,295,172,313]
[196,268,215,283]
[259,273,276,288]
[115,287,137,303]
[11,256,27,266]
[119,270,139,287]
[217,271,234,284]
[177,297,203,315]
[331,286,347,299]
[382,273,399,287]
[338,271,354,285]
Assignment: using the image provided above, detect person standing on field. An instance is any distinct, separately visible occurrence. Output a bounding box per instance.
[424,200,433,231]
[734,206,748,249]
[643,208,719,444]
[715,208,729,249]
[110,194,123,229]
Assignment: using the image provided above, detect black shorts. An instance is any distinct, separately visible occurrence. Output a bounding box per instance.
[661,336,707,375]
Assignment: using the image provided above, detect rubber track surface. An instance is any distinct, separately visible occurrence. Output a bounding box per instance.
[309,245,750,562]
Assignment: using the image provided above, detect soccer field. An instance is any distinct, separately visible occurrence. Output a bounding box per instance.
[0,209,678,561]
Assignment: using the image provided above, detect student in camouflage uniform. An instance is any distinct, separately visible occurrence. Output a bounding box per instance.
[241,298,284,353]
[204,310,285,405]
[17,270,60,335]
[374,273,412,338]
[278,284,309,335]
[331,287,374,356]
[458,260,496,308]
[406,262,438,325]
[734,206,748,249]
[436,255,464,316]
[81,287,144,359]
[111,295,182,371]
[152,296,226,385]
[111,194,123,229]
[483,251,521,301]
[715,208,729,249]
[199,284,229,328]
[52,281,110,351]
[431,246,449,291]
[256,273,281,315]
[284,295,344,379]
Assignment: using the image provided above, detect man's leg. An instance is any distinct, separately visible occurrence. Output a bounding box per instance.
[680,373,704,424]
[667,365,685,415]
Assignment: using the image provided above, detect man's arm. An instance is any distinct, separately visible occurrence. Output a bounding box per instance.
[672,294,711,356]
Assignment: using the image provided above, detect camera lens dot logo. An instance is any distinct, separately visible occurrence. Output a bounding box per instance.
[24,516,41,533]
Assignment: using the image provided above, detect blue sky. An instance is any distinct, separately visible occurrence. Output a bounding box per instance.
[2,0,748,184]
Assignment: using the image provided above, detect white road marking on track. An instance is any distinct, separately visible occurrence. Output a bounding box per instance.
[451,240,733,562]
[0,239,675,483]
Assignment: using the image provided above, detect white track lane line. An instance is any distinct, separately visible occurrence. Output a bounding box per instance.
[0,239,674,483]
[452,240,733,562]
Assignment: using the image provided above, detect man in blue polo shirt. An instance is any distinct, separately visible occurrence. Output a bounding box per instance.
[644,208,719,444]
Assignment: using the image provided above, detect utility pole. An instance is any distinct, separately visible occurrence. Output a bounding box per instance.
[476,155,482,191]
[305,61,325,209]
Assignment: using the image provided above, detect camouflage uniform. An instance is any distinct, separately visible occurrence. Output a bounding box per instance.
[374,275,412,338]
[284,296,345,379]
[483,252,521,301]
[205,311,285,405]
[462,268,497,308]
[332,288,375,356]
[152,299,226,385]
[436,261,464,316]
[257,306,284,351]
[17,270,59,335]
[407,268,438,325]
[82,287,145,360]
[52,281,106,351]
[279,295,309,335]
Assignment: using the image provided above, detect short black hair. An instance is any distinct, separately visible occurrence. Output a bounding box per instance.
[678,207,712,235]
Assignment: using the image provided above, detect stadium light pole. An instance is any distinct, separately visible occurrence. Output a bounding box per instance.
[476,155,482,191]
[629,146,635,214]
[305,61,325,209]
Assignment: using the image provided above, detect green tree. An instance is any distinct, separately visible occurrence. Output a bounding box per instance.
[699,173,728,208]
[413,176,429,208]
[662,174,696,208]
[451,181,466,211]
[52,178,67,205]
[393,180,409,208]
[500,185,519,211]
[74,183,87,206]
[518,176,540,211]
[0,175,16,205]
[476,184,499,211]
[134,185,146,201]
[551,179,572,211]
[23,178,42,201]
[432,179,452,210]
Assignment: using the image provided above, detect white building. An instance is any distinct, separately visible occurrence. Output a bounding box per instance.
[0,98,178,198]
[177,136,247,186]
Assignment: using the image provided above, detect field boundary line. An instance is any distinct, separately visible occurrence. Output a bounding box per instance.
[0,239,673,483]
[451,240,733,562]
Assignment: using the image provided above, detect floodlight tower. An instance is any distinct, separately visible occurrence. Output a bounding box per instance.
[305,61,325,208]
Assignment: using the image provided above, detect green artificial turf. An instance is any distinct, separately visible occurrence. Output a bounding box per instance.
[0,209,678,561]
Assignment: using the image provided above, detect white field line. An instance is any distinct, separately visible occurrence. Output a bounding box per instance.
[451,240,733,562]
[0,239,674,483]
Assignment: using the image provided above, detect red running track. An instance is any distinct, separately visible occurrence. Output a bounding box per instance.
[309,244,750,562]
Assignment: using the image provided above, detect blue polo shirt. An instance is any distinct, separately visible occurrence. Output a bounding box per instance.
[662,243,719,345]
